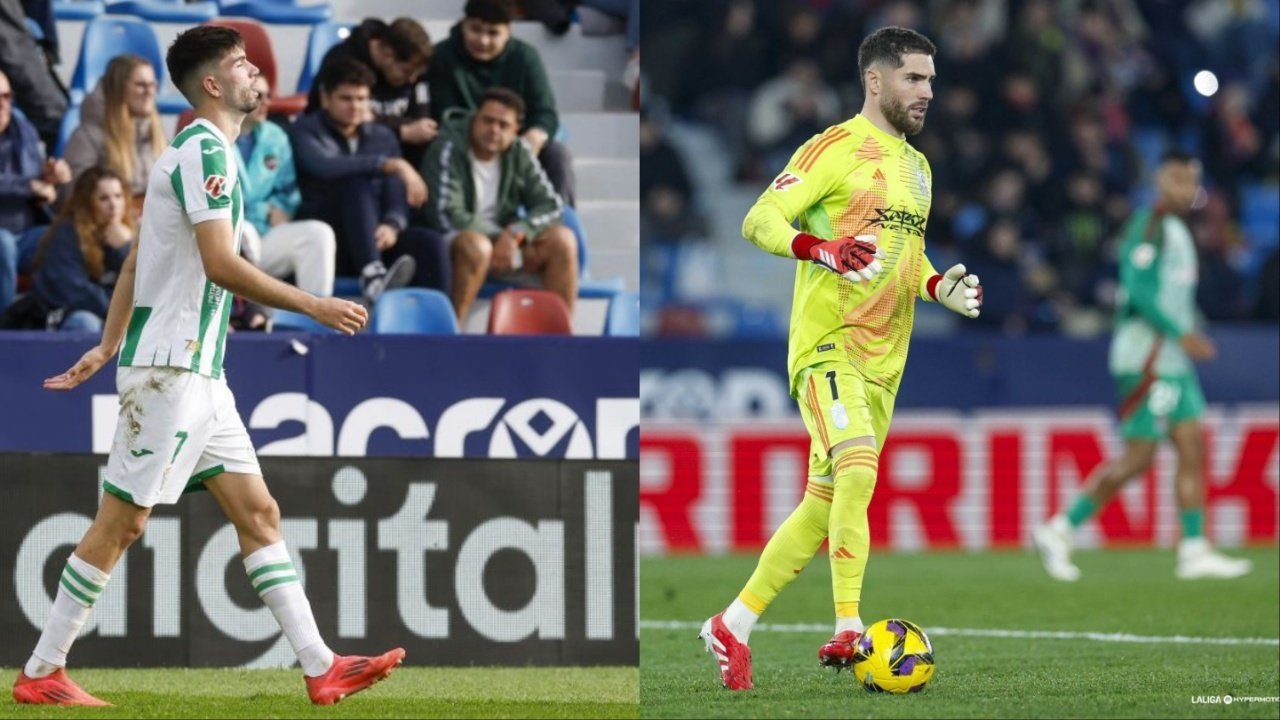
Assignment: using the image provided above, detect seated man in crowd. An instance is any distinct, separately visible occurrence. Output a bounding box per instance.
[0,68,69,313]
[418,87,576,323]
[236,75,337,299]
[293,57,449,304]
[305,17,438,168]
[429,0,577,205]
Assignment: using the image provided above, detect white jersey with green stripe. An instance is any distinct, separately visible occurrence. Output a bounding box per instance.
[1109,207,1199,376]
[120,118,243,378]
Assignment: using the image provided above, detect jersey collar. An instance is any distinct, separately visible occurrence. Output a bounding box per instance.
[190,116,231,148]
[851,114,909,154]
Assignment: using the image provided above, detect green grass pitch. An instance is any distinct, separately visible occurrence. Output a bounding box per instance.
[641,547,1280,719]
[0,667,638,719]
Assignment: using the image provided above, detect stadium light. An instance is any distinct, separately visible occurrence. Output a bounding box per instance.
[1193,70,1219,97]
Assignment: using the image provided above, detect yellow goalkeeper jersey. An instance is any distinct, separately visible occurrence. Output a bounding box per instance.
[742,114,939,397]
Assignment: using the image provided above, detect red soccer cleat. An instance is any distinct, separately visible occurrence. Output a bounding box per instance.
[818,629,862,671]
[305,648,406,706]
[12,668,111,707]
[699,613,753,690]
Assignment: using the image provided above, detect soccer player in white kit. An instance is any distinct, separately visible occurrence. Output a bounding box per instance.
[13,26,403,707]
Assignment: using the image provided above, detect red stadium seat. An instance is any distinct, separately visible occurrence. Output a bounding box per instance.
[487,289,573,335]
[205,18,308,116]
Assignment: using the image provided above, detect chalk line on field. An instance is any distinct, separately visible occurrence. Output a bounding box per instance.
[639,620,1280,647]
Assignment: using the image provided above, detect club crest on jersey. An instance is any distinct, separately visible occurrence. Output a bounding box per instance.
[915,169,930,196]
[204,174,227,199]
[772,172,803,192]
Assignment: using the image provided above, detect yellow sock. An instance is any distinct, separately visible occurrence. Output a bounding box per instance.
[830,446,877,618]
[739,479,833,615]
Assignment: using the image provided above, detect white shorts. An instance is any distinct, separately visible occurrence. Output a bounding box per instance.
[104,366,261,507]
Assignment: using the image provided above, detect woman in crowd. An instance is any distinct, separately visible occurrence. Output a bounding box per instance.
[32,166,134,331]
[63,54,167,217]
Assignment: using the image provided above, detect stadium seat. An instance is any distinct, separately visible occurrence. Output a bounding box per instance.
[206,18,306,115]
[487,289,573,335]
[603,290,639,336]
[296,20,354,96]
[269,309,336,333]
[105,0,217,23]
[53,0,104,20]
[173,108,196,135]
[216,0,332,25]
[371,288,459,334]
[70,17,189,113]
[54,102,82,157]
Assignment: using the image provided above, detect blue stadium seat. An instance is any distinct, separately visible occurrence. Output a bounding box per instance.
[603,291,639,336]
[54,102,82,157]
[371,288,459,334]
[53,0,104,20]
[217,0,333,24]
[105,0,217,22]
[297,20,354,95]
[70,16,189,113]
[269,309,336,333]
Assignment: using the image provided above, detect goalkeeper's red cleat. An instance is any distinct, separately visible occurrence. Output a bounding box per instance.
[305,648,406,706]
[12,668,111,707]
[700,613,753,690]
[818,630,862,671]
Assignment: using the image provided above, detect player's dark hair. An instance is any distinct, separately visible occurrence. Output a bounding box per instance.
[465,0,516,24]
[479,86,525,122]
[857,27,937,90]
[320,56,377,94]
[372,17,433,67]
[1159,148,1199,166]
[167,25,244,103]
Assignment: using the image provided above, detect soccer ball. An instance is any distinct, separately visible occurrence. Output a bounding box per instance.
[851,618,935,694]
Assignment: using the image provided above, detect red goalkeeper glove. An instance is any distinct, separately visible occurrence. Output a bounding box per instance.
[791,233,885,283]
[926,263,983,318]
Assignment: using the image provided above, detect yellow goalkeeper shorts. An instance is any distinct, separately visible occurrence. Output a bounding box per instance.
[797,360,897,477]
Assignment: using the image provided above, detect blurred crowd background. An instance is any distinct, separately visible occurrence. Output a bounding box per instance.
[639,0,1280,338]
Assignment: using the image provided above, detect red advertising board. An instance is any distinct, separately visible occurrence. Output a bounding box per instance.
[640,406,1279,554]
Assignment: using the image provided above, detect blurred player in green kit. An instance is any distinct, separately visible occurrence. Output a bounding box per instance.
[1034,150,1252,582]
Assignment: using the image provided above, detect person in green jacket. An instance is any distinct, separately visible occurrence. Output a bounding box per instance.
[1034,150,1253,582]
[427,0,576,205]
[418,87,576,324]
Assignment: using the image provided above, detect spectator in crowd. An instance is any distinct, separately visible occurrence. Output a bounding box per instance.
[30,166,132,331]
[577,0,639,90]
[293,57,449,305]
[305,17,437,168]
[0,0,67,150]
[62,54,166,217]
[745,58,841,178]
[1,68,69,312]
[236,75,336,299]
[419,87,574,323]
[640,111,704,244]
[428,0,577,205]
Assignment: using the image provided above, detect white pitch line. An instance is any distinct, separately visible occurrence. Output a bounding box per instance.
[640,620,1280,647]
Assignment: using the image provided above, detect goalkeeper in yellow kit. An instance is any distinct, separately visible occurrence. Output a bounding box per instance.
[699,27,983,691]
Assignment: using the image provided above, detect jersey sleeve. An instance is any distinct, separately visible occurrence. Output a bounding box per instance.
[174,137,234,226]
[917,249,939,301]
[741,128,847,258]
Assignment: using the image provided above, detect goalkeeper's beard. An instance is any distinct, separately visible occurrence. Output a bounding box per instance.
[881,91,925,136]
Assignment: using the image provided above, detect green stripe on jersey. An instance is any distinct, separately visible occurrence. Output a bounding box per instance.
[190,281,222,373]
[199,138,230,210]
[171,122,215,149]
[119,306,152,366]
[211,290,234,378]
[169,167,185,208]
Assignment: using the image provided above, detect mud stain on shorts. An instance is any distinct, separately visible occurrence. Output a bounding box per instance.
[118,369,179,443]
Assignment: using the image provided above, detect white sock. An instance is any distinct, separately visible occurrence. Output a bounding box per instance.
[26,554,110,678]
[835,616,865,635]
[244,541,334,677]
[722,598,759,644]
[1049,514,1071,535]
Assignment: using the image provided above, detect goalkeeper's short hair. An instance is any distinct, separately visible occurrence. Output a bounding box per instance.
[856,27,937,89]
